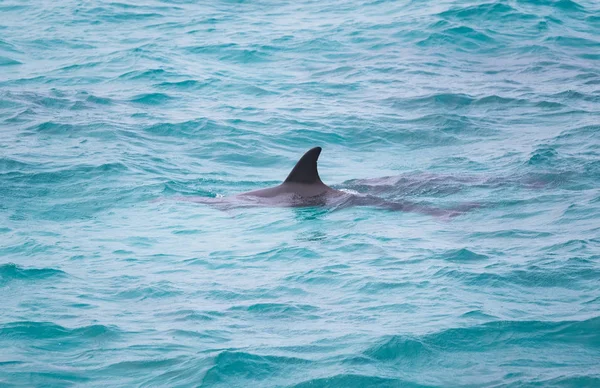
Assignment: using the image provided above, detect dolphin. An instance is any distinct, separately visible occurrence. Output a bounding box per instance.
[235,147,344,205]
[177,147,473,217]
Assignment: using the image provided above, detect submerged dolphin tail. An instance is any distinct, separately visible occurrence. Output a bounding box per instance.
[284,147,323,184]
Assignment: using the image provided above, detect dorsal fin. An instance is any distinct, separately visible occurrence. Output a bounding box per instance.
[284,147,323,184]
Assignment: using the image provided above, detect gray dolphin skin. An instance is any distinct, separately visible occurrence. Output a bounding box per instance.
[178,147,471,218]
[236,147,345,204]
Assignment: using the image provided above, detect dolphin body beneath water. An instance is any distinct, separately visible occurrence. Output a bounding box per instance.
[178,147,471,218]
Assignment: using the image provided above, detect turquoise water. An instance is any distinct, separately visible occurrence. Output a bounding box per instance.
[1,0,600,386]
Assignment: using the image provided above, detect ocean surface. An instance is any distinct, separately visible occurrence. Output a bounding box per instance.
[1,0,599,386]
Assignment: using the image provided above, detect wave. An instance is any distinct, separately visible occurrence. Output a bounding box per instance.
[184,43,273,63]
[416,26,497,51]
[527,146,559,166]
[366,316,600,357]
[229,302,319,317]
[0,39,22,54]
[143,118,237,138]
[114,283,184,300]
[393,93,542,110]
[438,3,519,20]
[292,374,424,388]
[1,162,128,185]
[434,263,600,289]
[155,309,224,322]
[0,263,66,285]
[202,351,310,385]
[85,94,113,105]
[0,157,33,173]
[3,371,91,385]
[81,7,163,22]
[516,0,586,12]
[129,92,174,105]
[0,321,119,341]
[31,121,101,134]
[118,68,180,81]
[155,79,212,90]
[441,248,489,262]
[0,56,21,66]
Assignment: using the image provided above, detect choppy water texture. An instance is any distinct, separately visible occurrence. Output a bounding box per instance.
[1,0,600,386]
